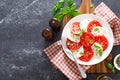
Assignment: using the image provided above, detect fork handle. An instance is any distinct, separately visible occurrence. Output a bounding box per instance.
[72,54,87,78]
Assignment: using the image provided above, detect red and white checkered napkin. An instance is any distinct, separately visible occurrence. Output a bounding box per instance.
[94,2,120,45]
[44,2,120,80]
[44,40,90,80]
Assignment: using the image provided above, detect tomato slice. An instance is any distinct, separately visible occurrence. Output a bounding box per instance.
[66,38,82,50]
[79,47,94,62]
[87,20,102,33]
[94,36,109,51]
[70,22,81,34]
[80,32,95,48]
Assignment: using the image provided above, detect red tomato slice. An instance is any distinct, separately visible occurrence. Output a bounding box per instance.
[87,20,102,33]
[66,38,82,50]
[94,36,109,51]
[70,22,81,34]
[79,47,94,62]
[80,32,95,48]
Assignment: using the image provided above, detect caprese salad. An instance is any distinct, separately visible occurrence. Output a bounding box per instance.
[66,19,109,62]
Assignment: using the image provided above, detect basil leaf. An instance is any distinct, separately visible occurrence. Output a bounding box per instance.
[106,63,115,73]
[73,10,80,16]
[67,0,73,7]
[112,67,115,73]
[53,0,65,15]
[60,7,69,14]
[67,9,73,18]
[106,63,113,70]
[94,28,99,32]
[80,29,85,35]
[94,44,101,49]
[79,52,84,56]
[54,12,64,22]
[70,3,76,10]
[53,0,81,22]
[99,49,103,57]
[94,44,103,57]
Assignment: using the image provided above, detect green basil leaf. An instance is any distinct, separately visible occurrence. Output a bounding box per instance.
[73,10,80,16]
[60,7,69,14]
[99,49,103,57]
[112,67,115,73]
[53,0,81,22]
[54,12,64,22]
[52,0,65,15]
[67,12,73,18]
[94,44,103,56]
[94,28,99,32]
[106,63,115,73]
[94,44,101,49]
[67,0,73,7]
[54,0,65,7]
[80,29,85,35]
[67,9,73,18]
[106,63,113,70]
[70,3,76,10]
[53,7,59,15]
[80,52,84,56]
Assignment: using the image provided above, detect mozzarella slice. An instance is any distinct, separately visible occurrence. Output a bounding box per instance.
[92,43,103,57]
[92,27,106,36]
[80,19,92,31]
[67,28,80,43]
[72,46,84,58]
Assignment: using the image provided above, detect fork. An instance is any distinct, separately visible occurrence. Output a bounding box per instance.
[65,49,87,78]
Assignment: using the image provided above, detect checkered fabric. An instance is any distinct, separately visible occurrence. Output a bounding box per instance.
[44,2,120,80]
[94,2,120,45]
[44,40,90,80]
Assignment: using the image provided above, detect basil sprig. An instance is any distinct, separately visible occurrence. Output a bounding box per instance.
[53,0,80,22]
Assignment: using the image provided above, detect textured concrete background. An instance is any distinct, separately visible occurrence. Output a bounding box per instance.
[0,0,120,80]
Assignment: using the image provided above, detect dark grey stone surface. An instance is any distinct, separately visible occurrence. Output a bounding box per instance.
[0,0,120,80]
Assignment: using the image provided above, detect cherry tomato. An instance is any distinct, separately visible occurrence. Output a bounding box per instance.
[70,22,81,34]
[94,36,109,51]
[79,47,94,62]
[87,20,102,33]
[66,38,82,51]
[80,32,95,47]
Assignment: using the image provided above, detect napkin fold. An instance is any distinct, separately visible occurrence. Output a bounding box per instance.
[44,2,120,80]
[44,40,90,80]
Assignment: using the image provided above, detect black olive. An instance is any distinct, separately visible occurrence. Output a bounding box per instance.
[49,18,60,31]
[42,29,54,41]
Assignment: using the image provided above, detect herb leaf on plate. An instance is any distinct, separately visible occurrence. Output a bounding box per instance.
[94,43,103,57]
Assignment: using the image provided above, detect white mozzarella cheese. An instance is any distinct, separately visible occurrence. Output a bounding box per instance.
[92,43,103,57]
[80,19,92,31]
[72,46,84,58]
[92,27,106,36]
[67,28,80,43]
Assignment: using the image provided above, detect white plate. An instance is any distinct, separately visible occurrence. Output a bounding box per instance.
[114,54,120,70]
[61,14,114,65]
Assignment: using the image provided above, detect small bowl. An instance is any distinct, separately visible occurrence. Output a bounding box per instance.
[114,54,120,70]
